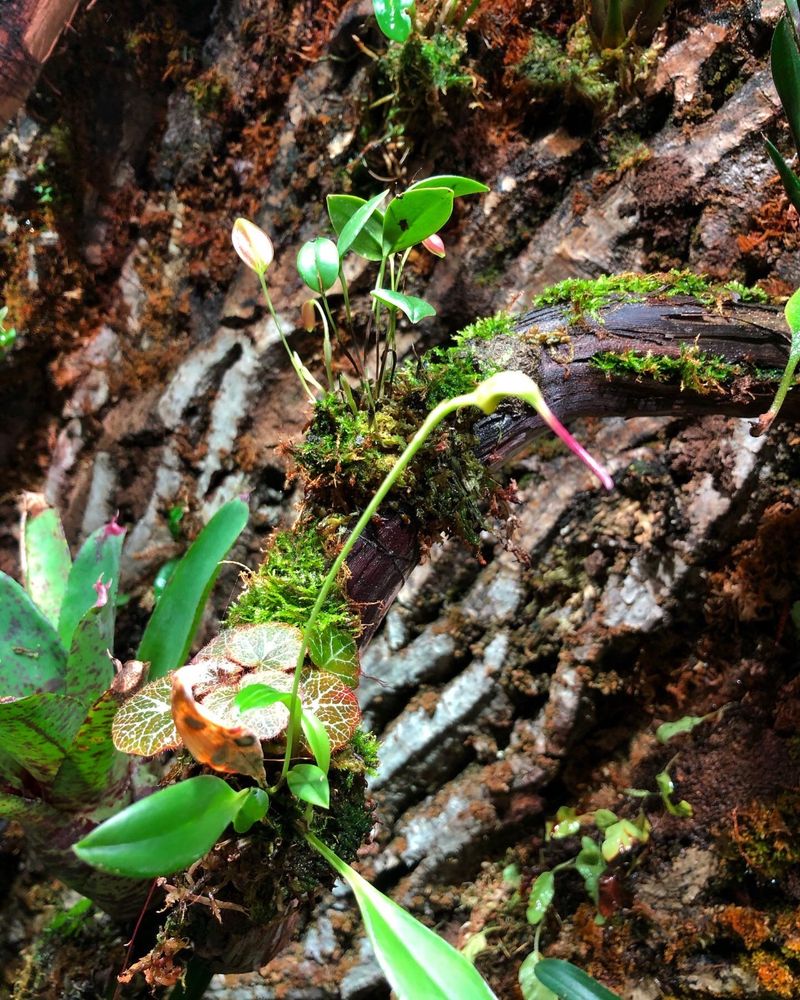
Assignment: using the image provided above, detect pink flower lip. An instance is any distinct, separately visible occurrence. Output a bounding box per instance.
[93,574,111,608]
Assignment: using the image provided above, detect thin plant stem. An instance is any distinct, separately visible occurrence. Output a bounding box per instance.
[258,273,316,402]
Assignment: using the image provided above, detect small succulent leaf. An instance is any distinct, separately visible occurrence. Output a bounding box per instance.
[22,501,71,627]
[329,190,387,259]
[64,602,116,708]
[197,622,302,673]
[301,708,331,773]
[655,771,693,817]
[765,139,800,215]
[382,188,454,253]
[533,958,621,1000]
[0,693,85,784]
[50,690,128,809]
[306,624,359,688]
[287,763,330,808]
[299,670,361,752]
[592,809,618,830]
[773,16,800,155]
[233,787,269,833]
[307,833,498,1000]
[206,670,293,741]
[547,805,581,840]
[111,675,180,756]
[297,237,340,293]
[406,175,489,197]
[575,837,607,906]
[519,952,558,1000]
[601,819,649,862]
[59,521,124,650]
[370,289,436,323]
[372,0,414,43]
[0,572,67,697]
[656,715,706,743]
[73,775,248,878]
[526,871,555,926]
[137,499,249,679]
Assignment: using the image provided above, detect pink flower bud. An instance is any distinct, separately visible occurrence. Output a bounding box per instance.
[232,218,274,275]
[93,574,111,608]
[422,233,446,258]
[103,513,125,538]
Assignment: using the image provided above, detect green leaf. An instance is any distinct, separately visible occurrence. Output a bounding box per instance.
[773,16,800,155]
[23,504,71,627]
[0,788,63,827]
[297,237,340,293]
[765,139,800,215]
[533,958,621,1000]
[153,557,179,603]
[232,787,269,833]
[299,670,361,752]
[287,763,330,808]
[593,809,617,830]
[73,775,249,878]
[50,690,128,809]
[526,871,555,926]
[234,681,293,712]
[330,190,387,259]
[0,572,67,697]
[370,289,436,323]
[0,693,85,784]
[546,806,581,840]
[382,188,454,253]
[307,624,359,688]
[406,175,489,198]
[200,622,301,671]
[655,771,693,818]
[787,285,800,334]
[59,521,124,650]
[519,952,558,1000]
[137,499,248,679]
[601,818,649,862]
[575,837,607,906]
[301,708,331,774]
[602,0,625,48]
[656,715,705,744]
[64,602,116,708]
[111,674,180,756]
[373,0,414,43]
[307,833,498,1000]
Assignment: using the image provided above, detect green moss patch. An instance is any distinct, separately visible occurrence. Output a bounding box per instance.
[591,344,747,394]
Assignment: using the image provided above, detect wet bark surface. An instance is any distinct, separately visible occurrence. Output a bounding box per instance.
[3,0,800,997]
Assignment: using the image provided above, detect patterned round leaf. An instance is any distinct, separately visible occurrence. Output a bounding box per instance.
[111,675,180,757]
[203,668,292,741]
[194,623,302,673]
[300,670,361,752]
[307,625,359,689]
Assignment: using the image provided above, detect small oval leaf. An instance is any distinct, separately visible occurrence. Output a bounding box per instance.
[287,763,330,808]
[370,289,436,323]
[297,237,340,292]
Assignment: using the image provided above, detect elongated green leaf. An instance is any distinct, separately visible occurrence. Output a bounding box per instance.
[307,624,359,688]
[297,237,340,292]
[370,289,436,323]
[533,959,621,1000]
[766,139,800,215]
[773,16,800,155]
[0,693,85,784]
[382,188,454,253]
[602,0,625,48]
[0,572,67,697]
[287,763,329,808]
[526,871,555,925]
[787,0,800,43]
[519,952,558,1000]
[406,175,489,198]
[301,708,331,774]
[50,690,128,809]
[59,522,124,650]
[73,775,248,878]
[373,0,414,42]
[23,504,71,627]
[307,834,498,1000]
[332,190,388,258]
[137,500,248,679]
[232,787,269,833]
[64,602,116,708]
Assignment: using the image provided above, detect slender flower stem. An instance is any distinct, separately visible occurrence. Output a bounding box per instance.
[258,273,316,402]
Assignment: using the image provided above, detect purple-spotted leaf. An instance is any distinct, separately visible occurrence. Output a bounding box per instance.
[0,693,86,784]
[111,674,180,756]
[0,572,67,697]
[196,622,302,673]
[300,670,361,752]
[64,602,116,708]
[51,690,128,809]
[0,789,63,827]
[307,625,359,688]
[59,519,124,650]
[22,496,71,628]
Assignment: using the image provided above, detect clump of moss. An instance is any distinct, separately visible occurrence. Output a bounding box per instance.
[349,729,380,775]
[226,526,355,635]
[453,310,514,344]
[519,25,618,113]
[592,344,745,394]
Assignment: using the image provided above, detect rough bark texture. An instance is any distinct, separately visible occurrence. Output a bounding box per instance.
[3,0,800,997]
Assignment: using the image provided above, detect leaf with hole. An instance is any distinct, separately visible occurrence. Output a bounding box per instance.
[370,289,436,323]
[73,775,253,878]
[382,188,454,253]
